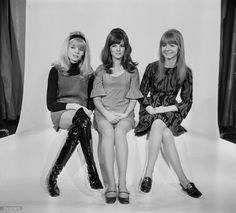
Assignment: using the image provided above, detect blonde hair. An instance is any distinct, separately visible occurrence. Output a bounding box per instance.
[158,29,186,83]
[53,31,93,78]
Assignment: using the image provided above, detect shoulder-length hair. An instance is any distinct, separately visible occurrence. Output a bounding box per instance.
[158,29,187,83]
[52,31,93,78]
[101,28,137,74]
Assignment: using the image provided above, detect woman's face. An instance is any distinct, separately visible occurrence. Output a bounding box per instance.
[161,43,178,60]
[68,40,85,64]
[110,40,125,60]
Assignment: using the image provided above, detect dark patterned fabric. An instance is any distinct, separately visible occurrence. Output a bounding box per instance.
[134,61,193,137]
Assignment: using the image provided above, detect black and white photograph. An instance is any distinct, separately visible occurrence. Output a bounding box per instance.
[0,0,236,212]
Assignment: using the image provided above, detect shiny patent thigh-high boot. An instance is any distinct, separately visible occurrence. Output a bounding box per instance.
[73,108,103,189]
[47,125,80,197]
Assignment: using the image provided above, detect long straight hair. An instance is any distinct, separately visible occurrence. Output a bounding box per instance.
[53,31,93,78]
[158,29,187,83]
[101,28,137,73]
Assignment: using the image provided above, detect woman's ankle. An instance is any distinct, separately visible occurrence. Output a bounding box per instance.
[106,183,116,191]
[118,182,128,191]
[179,179,190,189]
[143,171,153,179]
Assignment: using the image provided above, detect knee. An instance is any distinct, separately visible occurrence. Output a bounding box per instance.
[99,127,114,139]
[114,128,126,138]
[162,128,173,141]
[151,119,166,130]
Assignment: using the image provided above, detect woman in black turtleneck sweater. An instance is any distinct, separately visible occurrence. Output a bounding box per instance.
[46,31,103,197]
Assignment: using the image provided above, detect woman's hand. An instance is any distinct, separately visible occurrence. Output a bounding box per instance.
[154,105,178,114]
[113,112,128,120]
[104,111,120,124]
[145,106,156,114]
[145,105,178,114]
[154,106,166,114]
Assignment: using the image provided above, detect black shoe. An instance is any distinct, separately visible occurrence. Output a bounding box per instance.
[88,177,103,190]
[48,182,60,197]
[180,182,202,198]
[47,172,60,197]
[140,177,152,193]
[105,191,117,204]
[118,191,130,204]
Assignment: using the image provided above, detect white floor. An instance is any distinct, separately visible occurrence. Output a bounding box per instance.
[0,128,236,213]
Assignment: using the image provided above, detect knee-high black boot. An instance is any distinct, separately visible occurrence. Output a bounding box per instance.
[47,125,80,197]
[73,108,103,189]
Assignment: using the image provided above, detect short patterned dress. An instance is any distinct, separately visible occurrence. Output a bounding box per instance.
[134,61,193,137]
[90,65,143,129]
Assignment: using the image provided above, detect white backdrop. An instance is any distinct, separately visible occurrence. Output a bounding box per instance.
[18,0,220,139]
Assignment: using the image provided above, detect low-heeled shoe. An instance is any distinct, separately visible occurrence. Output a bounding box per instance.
[140,177,152,193]
[105,191,117,204]
[180,182,202,198]
[118,191,130,204]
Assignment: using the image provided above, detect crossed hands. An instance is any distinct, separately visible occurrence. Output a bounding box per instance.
[104,111,128,124]
[146,105,178,115]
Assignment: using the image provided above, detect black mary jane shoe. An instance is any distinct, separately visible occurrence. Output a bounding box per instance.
[118,191,130,204]
[105,191,117,204]
[140,177,152,193]
[180,182,202,198]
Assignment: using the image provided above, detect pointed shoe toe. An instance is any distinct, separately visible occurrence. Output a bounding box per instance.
[181,182,202,198]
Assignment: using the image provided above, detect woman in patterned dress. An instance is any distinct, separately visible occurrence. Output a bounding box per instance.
[135,29,202,198]
[91,28,142,204]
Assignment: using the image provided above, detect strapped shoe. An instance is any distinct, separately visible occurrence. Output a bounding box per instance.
[105,191,117,204]
[118,191,130,204]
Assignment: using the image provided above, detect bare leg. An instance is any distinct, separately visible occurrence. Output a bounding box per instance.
[114,120,131,198]
[144,119,166,178]
[59,110,76,129]
[162,128,190,188]
[96,120,116,195]
[97,133,108,187]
